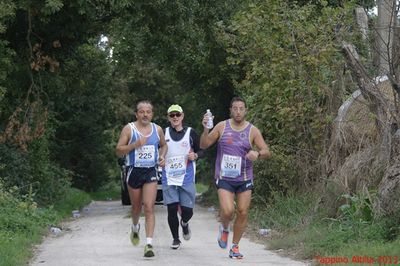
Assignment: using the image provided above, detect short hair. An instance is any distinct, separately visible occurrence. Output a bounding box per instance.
[230,96,246,108]
[135,100,153,112]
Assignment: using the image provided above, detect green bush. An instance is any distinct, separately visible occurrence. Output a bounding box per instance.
[0,139,71,205]
[52,187,92,217]
[252,147,298,204]
[0,180,58,266]
[0,180,57,234]
[89,181,120,201]
[0,144,33,195]
[338,193,373,224]
[0,180,91,266]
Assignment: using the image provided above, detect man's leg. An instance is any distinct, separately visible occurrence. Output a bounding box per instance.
[232,190,251,245]
[167,202,180,240]
[180,205,193,240]
[128,186,142,225]
[178,184,195,241]
[217,188,235,229]
[180,206,193,224]
[217,188,235,248]
[128,186,142,246]
[142,181,157,238]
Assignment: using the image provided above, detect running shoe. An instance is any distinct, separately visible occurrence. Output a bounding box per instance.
[217,224,229,249]
[181,220,191,241]
[229,244,243,259]
[130,223,140,246]
[144,244,155,257]
[170,239,181,250]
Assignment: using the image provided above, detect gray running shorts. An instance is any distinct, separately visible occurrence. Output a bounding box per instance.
[162,182,196,208]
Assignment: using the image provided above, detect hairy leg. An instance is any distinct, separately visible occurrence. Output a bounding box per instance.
[142,181,157,237]
[232,190,251,244]
[128,186,142,225]
[217,188,235,229]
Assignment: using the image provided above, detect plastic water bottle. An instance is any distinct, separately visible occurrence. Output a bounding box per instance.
[206,109,214,129]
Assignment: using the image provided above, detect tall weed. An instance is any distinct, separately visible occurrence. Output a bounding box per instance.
[250,192,318,231]
[260,192,400,261]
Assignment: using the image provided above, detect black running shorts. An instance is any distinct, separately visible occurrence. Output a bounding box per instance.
[127,166,157,189]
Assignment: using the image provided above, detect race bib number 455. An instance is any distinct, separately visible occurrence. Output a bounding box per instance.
[221,154,241,178]
[166,155,187,186]
[166,155,186,178]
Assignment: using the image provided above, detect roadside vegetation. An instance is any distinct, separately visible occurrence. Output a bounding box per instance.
[0,182,91,266]
[249,191,400,265]
[201,187,400,265]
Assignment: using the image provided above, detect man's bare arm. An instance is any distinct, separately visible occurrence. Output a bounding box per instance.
[252,127,271,159]
[115,124,147,157]
[200,121,223,149]
[115,125,132,157]
[157,125,167,167]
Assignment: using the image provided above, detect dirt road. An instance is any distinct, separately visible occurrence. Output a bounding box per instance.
[31,200,309,266]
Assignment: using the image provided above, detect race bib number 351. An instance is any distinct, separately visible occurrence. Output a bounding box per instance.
[221,154,241,178]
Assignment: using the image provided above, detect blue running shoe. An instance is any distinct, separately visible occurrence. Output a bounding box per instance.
[229,244,243,259]
[217,224,229,249]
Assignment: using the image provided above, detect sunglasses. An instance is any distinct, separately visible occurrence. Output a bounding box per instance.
[169,113,182,118]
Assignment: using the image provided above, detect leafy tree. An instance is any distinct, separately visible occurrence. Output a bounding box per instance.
[0,0,118,198]
[107,0,242,124]
[218,0,360,198]
[106,0,243,183]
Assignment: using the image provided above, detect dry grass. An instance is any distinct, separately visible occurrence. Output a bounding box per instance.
[324,78,396,214]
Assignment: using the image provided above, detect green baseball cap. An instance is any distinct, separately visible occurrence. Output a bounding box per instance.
[167,104,183,113]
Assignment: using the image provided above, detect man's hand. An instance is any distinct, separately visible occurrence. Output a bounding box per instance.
[245,150,259,161]
[158,156,165,167]
[134,136,148,148]
[202,114,212,129]
[188,151,197,161]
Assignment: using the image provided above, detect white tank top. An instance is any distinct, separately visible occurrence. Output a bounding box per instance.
[164,127,196,186]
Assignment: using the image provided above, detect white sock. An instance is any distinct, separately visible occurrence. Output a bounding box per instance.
[131,223,139,233]
[221,223,229,231]
[146,237,153,245]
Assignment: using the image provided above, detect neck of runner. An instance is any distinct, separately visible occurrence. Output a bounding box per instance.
[173,125,184,132]
[230,119,247,130]
[135,121,152,135]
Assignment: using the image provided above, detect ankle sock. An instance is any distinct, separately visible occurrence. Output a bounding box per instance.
[131,223,139,233]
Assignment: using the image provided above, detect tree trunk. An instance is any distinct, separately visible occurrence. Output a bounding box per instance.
[342,43,390,164]
[377,0,396,75]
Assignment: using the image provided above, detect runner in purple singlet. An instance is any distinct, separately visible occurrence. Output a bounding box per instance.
[200,96,271,259]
